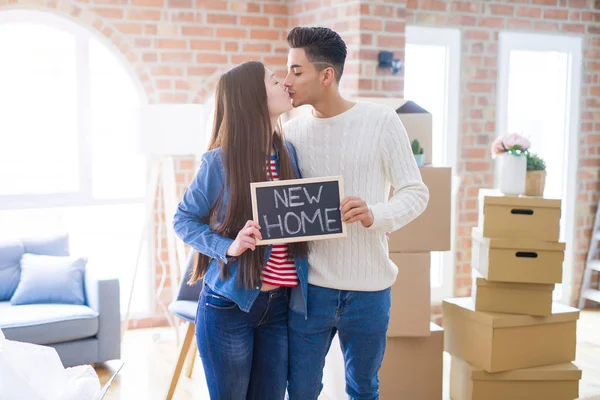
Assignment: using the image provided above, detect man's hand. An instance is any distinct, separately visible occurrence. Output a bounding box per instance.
[340,196,374,228]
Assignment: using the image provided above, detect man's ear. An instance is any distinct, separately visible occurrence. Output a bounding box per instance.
[321,67,337,87]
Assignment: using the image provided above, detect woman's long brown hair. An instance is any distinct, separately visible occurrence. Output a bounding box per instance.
[189,61,309,289]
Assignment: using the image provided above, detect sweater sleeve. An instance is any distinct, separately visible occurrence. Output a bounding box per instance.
[366,111,429,232]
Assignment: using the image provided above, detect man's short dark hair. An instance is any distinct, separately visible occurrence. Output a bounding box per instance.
[287,26,347,83]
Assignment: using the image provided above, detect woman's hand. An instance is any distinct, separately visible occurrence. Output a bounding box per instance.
[226,220,262,257]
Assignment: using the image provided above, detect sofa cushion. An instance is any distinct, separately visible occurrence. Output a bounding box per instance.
[21,233,70,256]
[0,239,24,301]
[0,302,99,345]
[10,254,87,306]
[0,233,70,302]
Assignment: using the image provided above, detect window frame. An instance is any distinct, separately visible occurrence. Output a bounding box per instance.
[405,25,461,303]
[0,9,148,210]
[496,32,583,305]
[0,9,153,318]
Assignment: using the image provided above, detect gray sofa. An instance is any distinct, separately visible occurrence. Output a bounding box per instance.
[0,234,121,367]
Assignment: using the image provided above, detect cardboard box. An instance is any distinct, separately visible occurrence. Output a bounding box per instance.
[478,189,562,242]
[443,297,579,373]
[471,227,565,284]
[356,97,433,165]
[450,356,581,400]
[379,323,444,400]
[322,324,443,400]
[388,252,431,337]
[388,166,451,252]
[471,270,555,316]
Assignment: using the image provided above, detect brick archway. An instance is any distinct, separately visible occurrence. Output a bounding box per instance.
[191,67,228,105]
[0,2,157,103]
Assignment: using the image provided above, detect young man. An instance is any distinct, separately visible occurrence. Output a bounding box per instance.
[282,27,430,400]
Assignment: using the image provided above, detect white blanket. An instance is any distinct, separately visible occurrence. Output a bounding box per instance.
[0,328,103,400]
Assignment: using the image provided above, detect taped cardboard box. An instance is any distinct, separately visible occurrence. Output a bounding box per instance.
[356,97,433,165]
[388,252,431,337]
[443,297,578,373]
[471,270,554,316]
[477,189,561,242]
[471,227,565,284]
[450,356,581,400]
[379,323,444,400]
[388,166,451,252]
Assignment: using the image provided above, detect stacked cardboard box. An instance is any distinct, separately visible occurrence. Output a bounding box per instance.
[322,99,450,400]
[444,189,582,400]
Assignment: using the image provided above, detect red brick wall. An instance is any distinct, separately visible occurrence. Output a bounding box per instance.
[287,0,600,322]
[404,0,600,307]
[0,0,291,103]
[304,0,600,312]
[0,0,292,320]
[290,0,407,97]
[3,0,597,324]
[290,0,363,96]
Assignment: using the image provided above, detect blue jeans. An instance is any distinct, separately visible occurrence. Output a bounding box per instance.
[288,284,392,400]
[196,285,290,400]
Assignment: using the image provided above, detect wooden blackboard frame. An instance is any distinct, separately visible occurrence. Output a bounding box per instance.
[250,176,347,245]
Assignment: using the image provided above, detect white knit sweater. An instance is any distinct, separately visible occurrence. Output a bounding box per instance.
[283,101,429,291]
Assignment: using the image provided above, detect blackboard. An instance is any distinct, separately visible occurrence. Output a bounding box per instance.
[250,176,347,245]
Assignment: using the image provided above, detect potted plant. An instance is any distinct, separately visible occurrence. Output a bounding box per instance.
[412,139,424,167]
[491,133,530,196]
[525,152,547,197]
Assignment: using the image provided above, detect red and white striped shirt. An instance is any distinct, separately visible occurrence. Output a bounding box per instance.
[261,157,298,287]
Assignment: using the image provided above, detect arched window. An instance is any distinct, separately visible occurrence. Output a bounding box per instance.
[0,10,150,316]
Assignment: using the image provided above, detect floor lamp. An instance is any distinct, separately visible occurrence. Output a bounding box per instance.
[122,104,206,341]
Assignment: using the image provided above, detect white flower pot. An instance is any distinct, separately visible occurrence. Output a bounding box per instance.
[499,154,527,196]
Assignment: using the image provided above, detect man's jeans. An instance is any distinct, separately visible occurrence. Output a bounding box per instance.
[288,284,392,400]
[196,285,290,400]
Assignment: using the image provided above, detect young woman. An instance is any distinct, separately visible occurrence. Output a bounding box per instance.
[172,61,309,400]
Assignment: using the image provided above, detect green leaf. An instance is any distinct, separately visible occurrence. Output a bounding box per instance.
[411,139,423,155]
[526,152,546,171]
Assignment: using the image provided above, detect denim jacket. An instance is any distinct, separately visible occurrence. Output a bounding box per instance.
[173,141,309,318]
